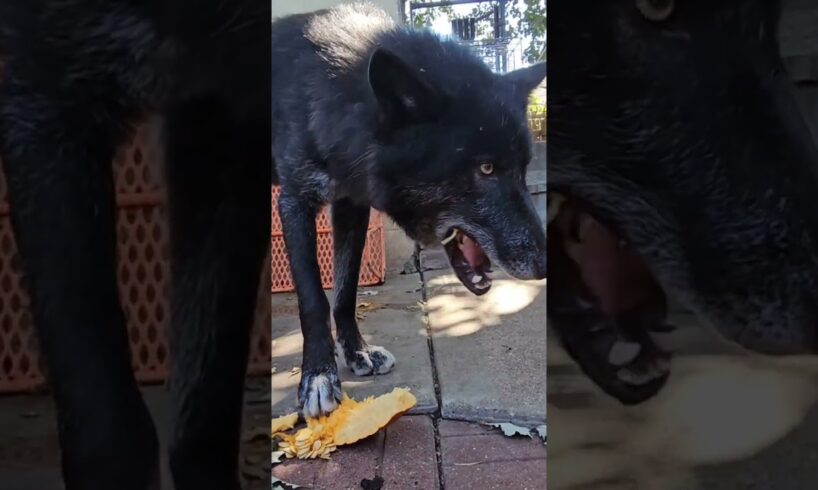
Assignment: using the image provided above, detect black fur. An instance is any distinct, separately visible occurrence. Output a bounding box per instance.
[548,0,818,403]
[0,1,269,488]
[271,3,547,417]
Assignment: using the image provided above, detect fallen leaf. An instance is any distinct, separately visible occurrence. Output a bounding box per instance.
[489,422,533,438]
[290,366,300,376]
[536,425,547,443]
[358,290,379,297]
[453,462,480,466]
[272,366,277,374]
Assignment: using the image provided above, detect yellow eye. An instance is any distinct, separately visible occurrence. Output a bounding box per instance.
[636,0,675,22]
[479,163,494,175]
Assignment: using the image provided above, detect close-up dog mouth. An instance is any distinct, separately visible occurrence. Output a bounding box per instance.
[547,193,675,404]
[441,228,493,295]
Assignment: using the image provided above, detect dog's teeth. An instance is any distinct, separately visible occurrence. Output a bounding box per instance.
[441,229,459,245]
[608,341,641,366]
[472,275,483,284]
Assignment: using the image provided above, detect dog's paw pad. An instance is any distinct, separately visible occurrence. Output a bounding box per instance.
[298,370,342,418]
[339,343,396,376]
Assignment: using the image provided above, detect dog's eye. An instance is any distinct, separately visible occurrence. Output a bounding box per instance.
[636,0,675,22]
[479,163,494,175]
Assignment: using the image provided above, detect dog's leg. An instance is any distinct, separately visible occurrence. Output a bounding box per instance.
[0,94,159,489]
[161,98,269,489]
[332,198,395,376]
[278,190,342,417]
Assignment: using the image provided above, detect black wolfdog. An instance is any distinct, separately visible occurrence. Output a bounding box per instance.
[271,3,548,417]
[0,1,269,488]
[548,0,818,404]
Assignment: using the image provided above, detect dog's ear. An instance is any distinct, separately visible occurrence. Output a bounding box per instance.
[504,62,547,107]
[368,47,446,129]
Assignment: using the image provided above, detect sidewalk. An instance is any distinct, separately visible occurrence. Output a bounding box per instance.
[272,249,547,489]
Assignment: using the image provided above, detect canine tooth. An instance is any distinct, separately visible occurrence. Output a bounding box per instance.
[472,275,483,283]
[441,229,459,245]
[608,341,641,366]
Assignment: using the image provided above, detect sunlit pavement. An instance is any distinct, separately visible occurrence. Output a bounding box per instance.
[272,249,547,489]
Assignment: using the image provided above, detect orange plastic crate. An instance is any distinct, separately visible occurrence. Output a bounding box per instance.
[0,127,270,393]
[271,186,386,293]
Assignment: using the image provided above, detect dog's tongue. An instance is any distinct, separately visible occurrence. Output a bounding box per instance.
[459,234,487,269]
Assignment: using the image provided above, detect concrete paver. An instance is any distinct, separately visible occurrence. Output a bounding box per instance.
[381,416,439,490]
[423,250,547,424]
[272,272,437,417]
[440,419,546,490]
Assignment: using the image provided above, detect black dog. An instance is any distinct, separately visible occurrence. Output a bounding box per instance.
[0,1,269,488]
[271,3,548,417]
[548,0,818,404]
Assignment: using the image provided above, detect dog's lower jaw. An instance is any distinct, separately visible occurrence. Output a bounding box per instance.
[335,340,396,376]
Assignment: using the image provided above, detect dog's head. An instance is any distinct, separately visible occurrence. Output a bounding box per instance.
[549,0,818,403]
[366,46,548,294]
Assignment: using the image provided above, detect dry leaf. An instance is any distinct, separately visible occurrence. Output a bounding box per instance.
[489,422,533,438]
[536,424,547,443]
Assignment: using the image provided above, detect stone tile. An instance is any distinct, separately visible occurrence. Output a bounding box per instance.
[382,416,439,489]
[443,459,547,490]
[423,251,546,424]
[438,419,494,437]
[273,458,320,488]
[313,432,385,490]
[440,432,547,465]
[272,273,436,417]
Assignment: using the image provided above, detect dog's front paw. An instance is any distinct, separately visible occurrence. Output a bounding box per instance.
[337,342,396,376]
[298,367,342,418]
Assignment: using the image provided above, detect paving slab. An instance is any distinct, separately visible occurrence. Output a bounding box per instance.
[440,419,546,490]
[422,250,547,424]
[381,415,439,489]
[548,310,818,490]
[272,272,437,417]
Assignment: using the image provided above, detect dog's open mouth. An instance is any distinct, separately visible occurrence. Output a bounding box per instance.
[548,194,674,404]
[441,228,493,295]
